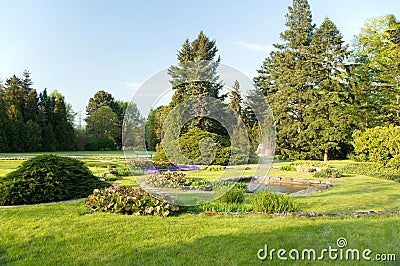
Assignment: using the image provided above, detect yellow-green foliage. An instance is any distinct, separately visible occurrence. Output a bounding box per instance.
[353,125,400,167]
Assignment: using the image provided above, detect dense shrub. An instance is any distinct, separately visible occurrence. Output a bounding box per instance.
[84,135,116,151]
[216,187,245,204]
[128,160,154,170]
[292,161,327,167]
[293,161,327,173]
[251,191,299,214]
[0,155,100,205]
[386,155,400,169]
[313,168,343,178]
[114,167,131,176]
[352,126,400,167]
[343,163,400,182]
[189,179,213,191]
[144,172,194,189]
[280,165,296,171]
[178,128,231,165]
[206,165,225,171]
[85,185,178,217]
[184,202,253,213]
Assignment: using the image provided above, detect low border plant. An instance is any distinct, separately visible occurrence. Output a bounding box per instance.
[313,168,343,178]
[85,185,178,217]
[251,191,299,214]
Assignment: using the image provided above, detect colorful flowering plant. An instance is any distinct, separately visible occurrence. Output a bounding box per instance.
[144,172,194,189]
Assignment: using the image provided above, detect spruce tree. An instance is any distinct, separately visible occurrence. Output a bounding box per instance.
[305,17,354,160]
[167,31,226,135]
[53,96,76,151]
[168,31,223,106]
[229,80,242,115]
[4,76,25,151]
[254,0,315,159]
[0,88,9,152]
[38,89,57,151]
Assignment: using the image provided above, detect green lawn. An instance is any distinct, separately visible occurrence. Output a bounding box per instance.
[0,200,398,265]
[0,154,399,265]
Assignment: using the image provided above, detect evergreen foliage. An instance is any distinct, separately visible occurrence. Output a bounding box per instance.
[0,155,100,205]
[254,0,354,160]
[0,71,76,152]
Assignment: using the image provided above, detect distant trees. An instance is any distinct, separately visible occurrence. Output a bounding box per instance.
[84,90,144,151]
[0,71,143,152]
[1,6,399,160]
[0,71,76,152]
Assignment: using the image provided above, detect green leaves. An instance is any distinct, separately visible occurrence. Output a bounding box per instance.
[255,1,353,160]
[352,125,400,167]
[85,185,178,217]
[145,172,194,189]
[251,191,299,214]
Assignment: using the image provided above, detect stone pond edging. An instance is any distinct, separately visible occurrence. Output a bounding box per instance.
[220,176,341,196]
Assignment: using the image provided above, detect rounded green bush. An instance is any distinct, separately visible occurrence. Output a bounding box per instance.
[251,191,298,214]
[0,154,100,205]
[313,168,343,178]
[216,187,245,204]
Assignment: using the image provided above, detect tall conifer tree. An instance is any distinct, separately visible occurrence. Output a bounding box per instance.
[254,0,315,159]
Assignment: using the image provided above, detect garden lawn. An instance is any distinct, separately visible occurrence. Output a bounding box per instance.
[0,200,399,266]
[1,156,400,265]
[297,174,400,213]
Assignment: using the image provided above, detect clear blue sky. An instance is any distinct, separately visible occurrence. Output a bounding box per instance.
[1,0,399,119]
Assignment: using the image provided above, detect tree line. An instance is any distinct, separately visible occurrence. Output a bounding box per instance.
[0,71,75,152]
[0,73,143,152]
[253,0,399,160]
[1,0,399,162]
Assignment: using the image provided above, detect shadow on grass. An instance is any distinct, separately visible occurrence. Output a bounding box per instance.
[0,246,11,266]
[101,217,400,265]
[5,216,397,266]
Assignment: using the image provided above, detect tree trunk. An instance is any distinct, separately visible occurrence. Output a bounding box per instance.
[324,147,329,162]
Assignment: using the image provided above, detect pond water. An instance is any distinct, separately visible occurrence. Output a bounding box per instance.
[246,182,311,194]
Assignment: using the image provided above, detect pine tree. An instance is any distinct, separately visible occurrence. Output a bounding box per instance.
[229,80,242,115]
[305,17,354,161]
[167,31,226,135]
[4,76,25,151]
[0,88,9,152]
[254,0,315,159]
[53,96,76,150]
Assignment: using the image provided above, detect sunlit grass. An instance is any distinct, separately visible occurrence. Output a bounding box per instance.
[0,154,400,264]
[0,200,399,265]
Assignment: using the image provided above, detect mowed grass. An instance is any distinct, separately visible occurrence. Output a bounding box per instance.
[0,200,399,265]
[0,160,24,176]
[0,154,399,265]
